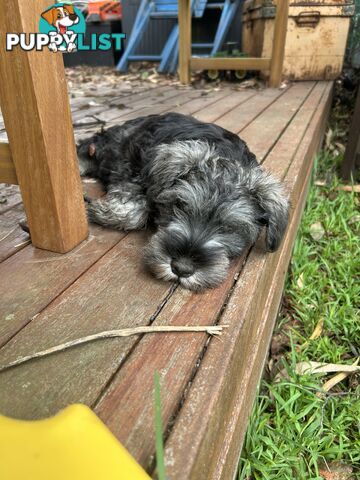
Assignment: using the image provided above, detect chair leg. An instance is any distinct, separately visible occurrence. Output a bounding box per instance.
[0,0,88,253]
[117,0,153,72]
[158,25,179,73]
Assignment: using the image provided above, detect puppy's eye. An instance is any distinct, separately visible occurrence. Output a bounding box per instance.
[57,13,62,18]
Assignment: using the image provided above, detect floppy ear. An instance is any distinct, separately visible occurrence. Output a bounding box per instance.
[41,8,56,25]
[64,4,75,15]
[249,168,289,252]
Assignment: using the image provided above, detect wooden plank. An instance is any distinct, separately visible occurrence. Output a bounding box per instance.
[211,87,287,133]
[162,83,333,480]
[0,225,124,348]
[0,204,29,263]
[191,90,257,123]
[269,0,290,88]
[0,179,105,264]
[0,233,173,420]
[0,0,88,253]
[178,0,191,84]
[0,184,22,215]
[109,88,233,125]
[95,87,197,124]
[239,82,315,161]
[91,82,330,473]
[341,83,360,180]
[94,258,247,469]
[191,57,271,71]
[0,143,17,185]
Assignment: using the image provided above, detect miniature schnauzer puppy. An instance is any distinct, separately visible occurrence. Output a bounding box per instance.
[77,113,289,291]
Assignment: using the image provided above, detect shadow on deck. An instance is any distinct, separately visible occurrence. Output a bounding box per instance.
[0,80,332,480]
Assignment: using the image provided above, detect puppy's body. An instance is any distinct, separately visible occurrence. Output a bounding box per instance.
[78,113,289,291]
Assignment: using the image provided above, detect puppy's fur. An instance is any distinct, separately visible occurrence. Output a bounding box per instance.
[78,113,289,291]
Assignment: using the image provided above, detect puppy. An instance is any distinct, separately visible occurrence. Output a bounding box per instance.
[41,4,79,52]
[77,113,289,291]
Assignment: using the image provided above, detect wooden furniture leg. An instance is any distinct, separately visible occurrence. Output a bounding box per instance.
[269,0,290,88]
[341,83,360,180]
[0,0,88,253]
[178,0,191,84]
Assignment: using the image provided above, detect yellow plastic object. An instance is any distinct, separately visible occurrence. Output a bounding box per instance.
[0,404,151,480]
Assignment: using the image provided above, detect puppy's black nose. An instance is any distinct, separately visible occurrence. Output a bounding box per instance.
[171,258,195,278]
[69,14,78,21]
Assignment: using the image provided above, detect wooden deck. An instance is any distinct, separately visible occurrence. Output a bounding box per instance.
[0,80,332,479]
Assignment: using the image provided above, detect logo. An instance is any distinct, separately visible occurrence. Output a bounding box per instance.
[6,2,126,53]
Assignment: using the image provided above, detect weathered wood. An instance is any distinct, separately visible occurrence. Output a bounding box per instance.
[92,82,330,474]
[0,204,28,263]
[0,143,17,185]
[162,82,333,480]
[240,82,315,161]
[191,90,256,123]
[0,233,173,419]
[178,0,192,84]
[341,83,360,180]
[269,0,290,87]
[191,57,271,71]
[0,184,22,215]
[0,225,124,348]
[0,82,333,479]
[215,87,286,134]
[0,0,88,253]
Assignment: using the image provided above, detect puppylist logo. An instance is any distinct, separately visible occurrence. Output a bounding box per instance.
[6,2,125,53]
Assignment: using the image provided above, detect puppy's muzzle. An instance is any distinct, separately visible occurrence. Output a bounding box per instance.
[171,258,195,278]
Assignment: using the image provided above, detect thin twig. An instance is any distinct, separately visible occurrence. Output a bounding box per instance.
[0,226,17,243]
[0,325,228,373]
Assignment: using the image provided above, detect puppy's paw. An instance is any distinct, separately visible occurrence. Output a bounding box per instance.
[67,42,77,53]
[48,43,58,52]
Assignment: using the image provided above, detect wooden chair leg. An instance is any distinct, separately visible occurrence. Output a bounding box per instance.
[269,0,289,88]
[0,0,88,253]
[341,83,360,180]
[178,0,191,85]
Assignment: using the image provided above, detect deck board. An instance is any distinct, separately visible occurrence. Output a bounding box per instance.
[0,81,332,479]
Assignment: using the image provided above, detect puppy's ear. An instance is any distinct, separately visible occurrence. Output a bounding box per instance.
[250,168,289,251]
[41,8,56,25]
[89,143,96,157]
[64,4,75,15]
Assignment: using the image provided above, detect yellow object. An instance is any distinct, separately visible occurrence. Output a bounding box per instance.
[0,404,151,480]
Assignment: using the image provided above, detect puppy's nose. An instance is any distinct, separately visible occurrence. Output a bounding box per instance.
[69,14,78,21]
[171,258,195,278]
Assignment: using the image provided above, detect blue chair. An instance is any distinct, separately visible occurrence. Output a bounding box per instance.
[118,0,241,74]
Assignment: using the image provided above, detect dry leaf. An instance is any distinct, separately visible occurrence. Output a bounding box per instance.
[309,317,324,340]
[276,360,360,382]
[310,222,325,241]
[320,358,360,393]
[297,272,304,289]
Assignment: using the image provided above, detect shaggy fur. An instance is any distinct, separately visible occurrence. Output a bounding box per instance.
[77,112,289,291]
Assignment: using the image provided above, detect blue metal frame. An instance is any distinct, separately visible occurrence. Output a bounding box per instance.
[117,0,241,73]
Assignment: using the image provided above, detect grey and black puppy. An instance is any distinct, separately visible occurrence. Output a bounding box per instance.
[77,112,289,291]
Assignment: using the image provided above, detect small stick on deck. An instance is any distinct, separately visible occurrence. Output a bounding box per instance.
[0,325,228,373]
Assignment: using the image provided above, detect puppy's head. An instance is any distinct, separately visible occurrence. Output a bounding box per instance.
[144,141,289,292]
[41,4,79,29]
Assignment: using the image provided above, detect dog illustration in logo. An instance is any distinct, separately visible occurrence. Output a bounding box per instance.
[41,4,79,52]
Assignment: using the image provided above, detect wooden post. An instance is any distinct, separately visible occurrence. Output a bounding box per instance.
[0,0,88,253]
[178,0,191,85]
[341,83,360,180]
[269,0,289,88]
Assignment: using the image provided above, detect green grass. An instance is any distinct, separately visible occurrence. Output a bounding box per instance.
[154,372,167,480]
[238,151,360,480]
